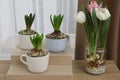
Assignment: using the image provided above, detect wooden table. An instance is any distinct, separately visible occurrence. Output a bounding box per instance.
[0,61,10,80]
[0,60,120,80]
[73,60,120,80]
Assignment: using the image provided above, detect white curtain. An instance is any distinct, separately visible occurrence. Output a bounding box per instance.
[13,0,78,34]
[0,0,14,44]
[0,0,78,59]
[0,0,16,59]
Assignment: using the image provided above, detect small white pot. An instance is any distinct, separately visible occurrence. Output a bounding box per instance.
[18,34,35,49]
[46,35,69,52]
[20,52,49,73]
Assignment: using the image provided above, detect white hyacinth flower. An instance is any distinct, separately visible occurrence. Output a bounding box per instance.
[74,11,86,23]
[95,8,111,20]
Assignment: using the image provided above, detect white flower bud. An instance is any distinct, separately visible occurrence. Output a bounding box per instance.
[74,11,86,23]
[95,8,111,20]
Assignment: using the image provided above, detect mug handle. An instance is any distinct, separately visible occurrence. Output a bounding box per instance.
[20,54,27,65]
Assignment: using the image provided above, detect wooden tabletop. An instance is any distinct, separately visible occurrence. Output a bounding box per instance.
[0,60,120,80]
[73,60,120,80]
[0,61,10,80]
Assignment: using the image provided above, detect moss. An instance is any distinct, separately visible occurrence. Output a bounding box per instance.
[27,48,48,57]
[18,29,37,35]
[46,31,66,39]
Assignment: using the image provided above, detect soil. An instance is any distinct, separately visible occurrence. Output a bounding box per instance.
[18,29,37,35]
[46,31,66,39]
[27,48,48,57]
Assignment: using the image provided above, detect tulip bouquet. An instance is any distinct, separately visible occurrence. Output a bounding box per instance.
[75,0,111,74]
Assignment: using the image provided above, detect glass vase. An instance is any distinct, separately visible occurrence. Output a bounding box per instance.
[85,48,106,75]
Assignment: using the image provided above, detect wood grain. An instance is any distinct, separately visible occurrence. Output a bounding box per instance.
[75,0,88,60]
[0,60,120,80]
[6,64,73,80]
[11,42,72,65]
[72,60,120,80]
[0,61,10,80]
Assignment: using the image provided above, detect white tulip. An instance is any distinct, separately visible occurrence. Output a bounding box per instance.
[95,8,111,20]
[74,11,86,23]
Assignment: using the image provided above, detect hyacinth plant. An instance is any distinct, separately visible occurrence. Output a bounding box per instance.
[46,14,66,39]
[75,0,111,60]
[50,14,64,33]
[30,33,43,50]
[28,33,48,57]
[18,13,36,35]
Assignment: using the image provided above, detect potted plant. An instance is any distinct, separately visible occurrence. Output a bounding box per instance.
[20,33,49,73]
[46,14,69,52]
[75,0,111,75]
[18,13,37,49]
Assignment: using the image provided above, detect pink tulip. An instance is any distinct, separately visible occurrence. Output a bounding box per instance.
[87,0,99,13]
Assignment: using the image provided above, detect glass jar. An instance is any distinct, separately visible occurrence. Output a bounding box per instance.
[85,48,106,75]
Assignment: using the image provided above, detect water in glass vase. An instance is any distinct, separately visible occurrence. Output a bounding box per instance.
[85,48,106,75]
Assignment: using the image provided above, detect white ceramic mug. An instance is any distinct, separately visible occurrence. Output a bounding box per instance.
[20,53,49,73]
